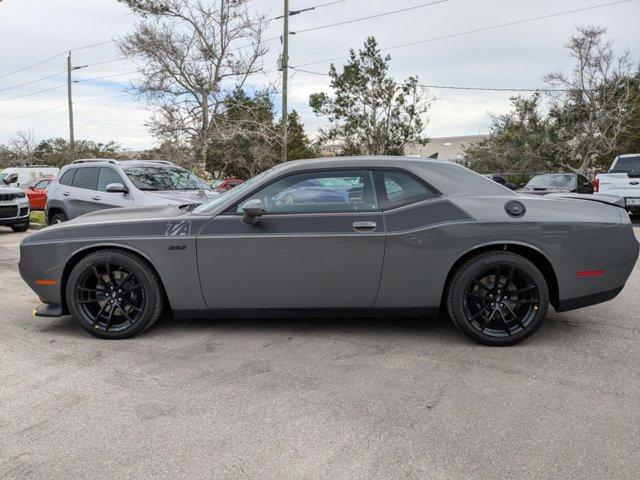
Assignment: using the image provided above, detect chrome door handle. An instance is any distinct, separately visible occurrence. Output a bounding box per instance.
[62,192,70,196]
[352,221,377,232]
[92,196,101,201]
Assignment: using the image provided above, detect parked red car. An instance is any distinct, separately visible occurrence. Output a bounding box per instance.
[211,178,243,192]
[24,177,53,210]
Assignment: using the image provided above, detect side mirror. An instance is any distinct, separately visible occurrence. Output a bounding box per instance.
[241,199,265,225]
[28,185,35,190]
[106,182,129,194]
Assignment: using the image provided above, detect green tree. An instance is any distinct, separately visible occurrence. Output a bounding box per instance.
[34,138,123,167]
[464,94,566,174]
[309,37,431,156]
[286,110,316,161]
[206,88,280,179]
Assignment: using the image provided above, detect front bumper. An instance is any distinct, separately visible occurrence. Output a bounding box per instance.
[0,202,29,225]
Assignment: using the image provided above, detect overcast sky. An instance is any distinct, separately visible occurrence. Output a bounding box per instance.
[0,0,638,150]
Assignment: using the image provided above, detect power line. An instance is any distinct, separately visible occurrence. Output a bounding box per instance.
[0,105,66,123]
[0,93,132,124]
[294,0,634,67]
[0,84,65,102]
[0,40,116,80]
[289,66,574,92]
[0,70,66,93]
[75,70,138,83]
[292,0,448,34]
[271,0,347,20]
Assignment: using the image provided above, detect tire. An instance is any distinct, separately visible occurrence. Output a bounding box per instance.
[11,219,30,232]
[50,212,68,224]
[446,251,549,346]
[66,249,164,339]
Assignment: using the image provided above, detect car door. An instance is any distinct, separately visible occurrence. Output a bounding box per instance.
[68,167,100,217]
[93,167,132,211]
[31,179,50,209]
[196,169,385,309]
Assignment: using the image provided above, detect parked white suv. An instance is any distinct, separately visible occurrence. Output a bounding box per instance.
[0,186,30,232]
[594,154,640,215]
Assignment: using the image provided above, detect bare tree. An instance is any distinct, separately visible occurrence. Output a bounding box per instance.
[117,0,269,167]
[8,130,37,165]
[543,26,634,173]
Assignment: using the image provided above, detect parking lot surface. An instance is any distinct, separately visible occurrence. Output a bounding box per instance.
[1,227,639,480]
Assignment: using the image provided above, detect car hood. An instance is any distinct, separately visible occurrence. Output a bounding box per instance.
[142,189,218,205]
[0,185,24,194]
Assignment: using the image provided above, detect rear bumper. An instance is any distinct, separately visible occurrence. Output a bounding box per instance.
[556,286,623,312]
[33,303,65,317]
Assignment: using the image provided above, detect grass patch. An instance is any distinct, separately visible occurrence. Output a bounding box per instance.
[30,210,45,224]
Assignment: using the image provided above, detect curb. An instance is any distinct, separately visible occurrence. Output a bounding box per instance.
[28,223,46,231]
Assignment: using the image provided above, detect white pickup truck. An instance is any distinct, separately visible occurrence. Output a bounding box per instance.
[594,154,640,215]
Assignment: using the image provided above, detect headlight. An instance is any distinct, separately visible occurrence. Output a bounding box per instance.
[16,192,26,199]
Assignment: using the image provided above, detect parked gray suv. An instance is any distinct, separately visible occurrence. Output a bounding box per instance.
[46,159,218,224]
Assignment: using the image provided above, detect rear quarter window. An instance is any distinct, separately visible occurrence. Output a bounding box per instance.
[375,170,437,210]
[58,169,76,186]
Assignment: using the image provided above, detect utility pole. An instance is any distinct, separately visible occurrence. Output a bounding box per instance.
[281,0,289,163]
[67,51,75,161]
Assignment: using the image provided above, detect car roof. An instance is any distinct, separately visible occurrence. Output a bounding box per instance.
[65,159,176,168]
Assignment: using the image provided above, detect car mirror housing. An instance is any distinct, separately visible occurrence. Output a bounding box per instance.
[241,199,265,225]
[106,183,129,194]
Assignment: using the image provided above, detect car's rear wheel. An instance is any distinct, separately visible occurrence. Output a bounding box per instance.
[446,251,549,346]
[66,249,164,339]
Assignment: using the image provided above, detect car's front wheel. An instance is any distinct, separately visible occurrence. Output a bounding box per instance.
[66,249,164,339]
[11,220,30,232]
[446,251,549,346]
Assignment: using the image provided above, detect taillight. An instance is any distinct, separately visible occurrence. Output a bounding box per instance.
[593,178,599,192]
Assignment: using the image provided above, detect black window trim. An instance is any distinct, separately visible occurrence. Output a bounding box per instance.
[222,167,389,216]
[58,168,77,187]
[98,166,126,192]
[223,166,441,216]
[373,169,440,211]
[70,166,100,191]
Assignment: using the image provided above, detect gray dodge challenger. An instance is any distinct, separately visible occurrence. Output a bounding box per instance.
[19,157,639,345]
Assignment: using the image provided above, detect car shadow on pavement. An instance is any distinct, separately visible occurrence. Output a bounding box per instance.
[34,308,597,346]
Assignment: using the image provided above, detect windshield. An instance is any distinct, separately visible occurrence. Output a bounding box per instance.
[193,169,274,214]
[123,166,211,191]
[611,156,640,174]
[524,174,575,189]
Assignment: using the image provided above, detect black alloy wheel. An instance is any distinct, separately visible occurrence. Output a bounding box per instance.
[447,251,549,346]
[66,250,163,339]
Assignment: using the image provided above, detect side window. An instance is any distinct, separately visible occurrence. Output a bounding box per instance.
[58,169,76,186]
[72,167,99,190]
[375,170,436,210]
[236,170,378,214]
[34,180,49,189]
[98,167,126,192]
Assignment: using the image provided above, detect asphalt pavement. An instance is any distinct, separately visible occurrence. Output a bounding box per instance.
[1,225,639,479]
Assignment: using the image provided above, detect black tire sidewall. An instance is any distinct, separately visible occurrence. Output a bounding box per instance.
[11,220,29,232]
[447,252,549,346]
[66,250,161,339]
[51,213,68,224]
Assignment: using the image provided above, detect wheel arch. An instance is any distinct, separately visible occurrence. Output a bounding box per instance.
[441,242,559,311]
[46,205,67,224]
[60,243,169,315]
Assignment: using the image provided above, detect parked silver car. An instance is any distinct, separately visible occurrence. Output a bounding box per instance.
[45,159,218,224]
